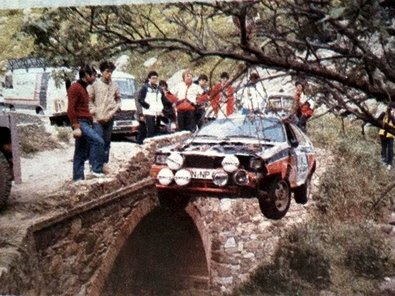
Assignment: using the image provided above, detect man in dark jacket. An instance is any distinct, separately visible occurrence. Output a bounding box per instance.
[136,71,172,143]
[67,64,105,181]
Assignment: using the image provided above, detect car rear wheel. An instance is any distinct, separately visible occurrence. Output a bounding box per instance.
[157,190,190,210]
[259,178,291,220]
[0,153,12,209]
[294,178,311,204]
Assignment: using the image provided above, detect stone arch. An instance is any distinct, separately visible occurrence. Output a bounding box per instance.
[89,195,211,295]
[185,200,212,280]
[87,195,158,295]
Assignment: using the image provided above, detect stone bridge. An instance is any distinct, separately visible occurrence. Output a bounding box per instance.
[0,136,310,296]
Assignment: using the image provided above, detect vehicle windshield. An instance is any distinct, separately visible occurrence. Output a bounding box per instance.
[196,116,286,143]
[267,95,294,112]
[114,78,135,98]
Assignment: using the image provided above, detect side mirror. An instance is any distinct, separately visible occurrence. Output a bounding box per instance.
[289,138,299,148]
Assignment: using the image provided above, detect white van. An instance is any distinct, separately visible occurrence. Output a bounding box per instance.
[3,58,139,135]
[3,66,69,115]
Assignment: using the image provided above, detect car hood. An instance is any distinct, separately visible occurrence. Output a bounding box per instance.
[158,139,290,160]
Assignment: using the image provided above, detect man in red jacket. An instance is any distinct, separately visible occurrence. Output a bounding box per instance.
[210,72,234,118]
[67,64,105,181]
[293,81,314,132]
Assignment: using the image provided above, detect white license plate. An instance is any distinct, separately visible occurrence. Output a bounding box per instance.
[190,168,215,180]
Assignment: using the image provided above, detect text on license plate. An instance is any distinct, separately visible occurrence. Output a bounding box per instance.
[190,168,215,180]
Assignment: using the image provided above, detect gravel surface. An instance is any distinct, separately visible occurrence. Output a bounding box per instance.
[9,139,144,203]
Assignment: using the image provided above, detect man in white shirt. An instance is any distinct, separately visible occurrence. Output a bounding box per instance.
[172,69,201,132]
[238,72,266,115]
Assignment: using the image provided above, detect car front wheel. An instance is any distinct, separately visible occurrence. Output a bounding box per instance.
[258,178,291,220]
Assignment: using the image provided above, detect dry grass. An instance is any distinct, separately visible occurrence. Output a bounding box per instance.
[230,115,395,296]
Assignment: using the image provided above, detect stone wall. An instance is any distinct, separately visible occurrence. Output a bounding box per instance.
[187,197,309,294]
[0,132,312,295]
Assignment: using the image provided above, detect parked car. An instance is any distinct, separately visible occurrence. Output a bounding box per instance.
[150,114,316,220]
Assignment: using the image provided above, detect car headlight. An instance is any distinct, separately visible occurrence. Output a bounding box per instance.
[233,169,249,186]
[157,168,174,185]
[174,169,192,186]
[213,170,228,187]
[222,155,239,173]
[250,158,263,170]
[166,152,184,170]
[155,153,169,165]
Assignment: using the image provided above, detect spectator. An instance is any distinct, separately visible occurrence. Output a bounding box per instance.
[159,80,177,132]
[172,69,201,132]
[137,71,170,140]
[210,72,234,119]
[293,81,314,132]
[195,74,210,129]
[67,64,105,181]
[88,60,121,172]
[238,72,266,115]
[378,103,395,170]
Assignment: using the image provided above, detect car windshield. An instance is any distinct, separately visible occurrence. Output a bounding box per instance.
[114,78,135,98]
[196,116,286,143]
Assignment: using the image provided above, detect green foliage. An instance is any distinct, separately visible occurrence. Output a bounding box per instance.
[0,10,34,71]
[309,116,392,222]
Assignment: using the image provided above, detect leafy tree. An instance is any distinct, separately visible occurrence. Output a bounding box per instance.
[22,0,395,128]
[0,10,34,72]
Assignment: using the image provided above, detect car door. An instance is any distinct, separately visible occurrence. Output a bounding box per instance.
[289,124,310,186]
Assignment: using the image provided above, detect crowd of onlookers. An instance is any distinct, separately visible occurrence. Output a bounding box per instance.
[134,69,314,143]
[67,63,314,181]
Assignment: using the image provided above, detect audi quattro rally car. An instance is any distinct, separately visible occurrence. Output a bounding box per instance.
[150,114,316,220]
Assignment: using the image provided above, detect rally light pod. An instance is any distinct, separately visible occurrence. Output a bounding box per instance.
[213,170,229,187]
[157,168,174,185]
[174,169,192,186]
[166,152,184,170]
[222,155,240,173]
[233,169,249,186]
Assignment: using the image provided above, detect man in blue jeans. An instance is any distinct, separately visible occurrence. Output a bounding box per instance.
[88,60,121,173]
[67,64,105,181]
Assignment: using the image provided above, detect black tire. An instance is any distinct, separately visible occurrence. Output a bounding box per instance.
[157,190,190,211]
[0,153,12,208]
[259,178,291,220]
[294,182,310,205]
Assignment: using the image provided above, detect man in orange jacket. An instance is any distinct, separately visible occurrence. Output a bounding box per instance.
[210,72,234,118]
[294,81,313,132]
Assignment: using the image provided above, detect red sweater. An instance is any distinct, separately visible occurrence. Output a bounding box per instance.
[67,80,93,128]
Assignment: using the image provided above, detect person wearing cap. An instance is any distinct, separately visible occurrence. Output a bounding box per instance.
[238,72,266,115]
[378,103,395,170]
[172,69,201,132]
[210,72,235,118]
[195,74,210,129]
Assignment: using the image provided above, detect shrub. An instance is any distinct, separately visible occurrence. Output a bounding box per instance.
[341,223,394,279]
